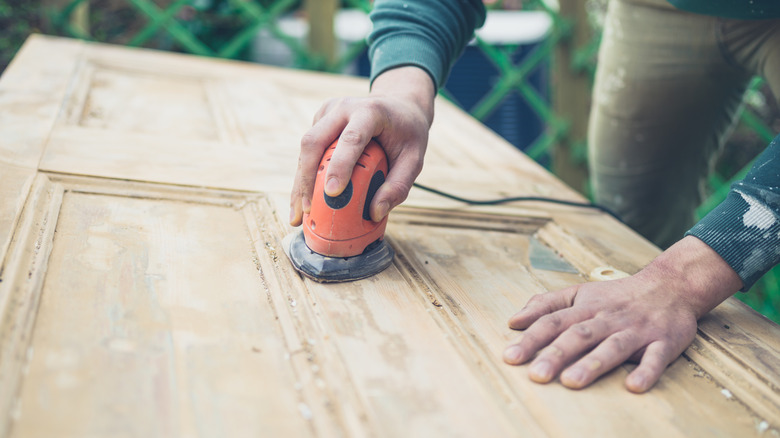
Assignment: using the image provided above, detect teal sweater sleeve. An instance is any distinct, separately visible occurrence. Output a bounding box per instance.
[367,0,486,90]
[667,0,780,19]
[686,134,780,291]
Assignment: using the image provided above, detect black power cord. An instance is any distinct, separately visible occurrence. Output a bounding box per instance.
[411,182,623,223]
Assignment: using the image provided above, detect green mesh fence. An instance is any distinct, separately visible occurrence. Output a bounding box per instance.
[43,0,780,321]
[470,0,574,162]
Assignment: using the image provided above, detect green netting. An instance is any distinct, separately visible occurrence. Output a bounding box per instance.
[472,0,574,162]
[53,0,315,61]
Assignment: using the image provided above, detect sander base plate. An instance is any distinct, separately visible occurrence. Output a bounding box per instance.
[282,231,395,283]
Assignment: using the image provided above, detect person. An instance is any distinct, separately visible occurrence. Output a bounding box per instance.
[289,0,780,393]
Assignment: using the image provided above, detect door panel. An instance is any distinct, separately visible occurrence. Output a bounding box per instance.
[386,210,759,436]
[3,176,312,437]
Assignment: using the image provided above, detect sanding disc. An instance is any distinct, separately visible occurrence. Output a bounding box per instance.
[282,231,395,283]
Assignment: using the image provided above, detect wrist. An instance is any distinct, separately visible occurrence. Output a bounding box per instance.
[370,66,436,127]
[635,236,742,319]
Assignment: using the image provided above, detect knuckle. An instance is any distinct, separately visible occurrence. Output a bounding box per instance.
[300,132,318,151]
[301,176,317,192]
[526,294,546,307]
[339,128,365,146]
[651,343,673,361]
[543,345,564,358]
[607,333,634,354]
[408,157,425,178]
[339,96,358,107]
[538,313,563,330]
[325,97,348,113]
[571,323,593,340]
[299,175,315,193]
[610,337,625,353]
[518,330,539,346]
[383,179,413,204]
[362,98,382,113]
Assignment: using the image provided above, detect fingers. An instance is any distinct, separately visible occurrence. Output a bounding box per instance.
[502,286,674,389]
[508,319,685,391]
[291,99,381,225]
[626,336,696,393]
[557,339,676,392]
[524,318,612,383]
[325,111,384,196]
[623,342,669,393]
[290,106,345,225]
[503,304,592,366]
[291,129,335,223]
[558,331,646,389]
[507,286,579,330]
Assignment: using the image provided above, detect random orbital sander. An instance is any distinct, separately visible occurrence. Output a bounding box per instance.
[283,139,395,282]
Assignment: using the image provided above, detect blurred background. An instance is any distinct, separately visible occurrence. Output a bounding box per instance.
[1,0,778,321]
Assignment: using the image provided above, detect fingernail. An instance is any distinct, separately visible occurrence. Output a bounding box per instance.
[377,201,389,218]
[507,313,525,330]
[562,367,585,386]
[503,345,524,364]
[325,177,340,195]
[371,201,390,222]
[627,374,648,392]
[529,361,553,382]
[289,208,295,223]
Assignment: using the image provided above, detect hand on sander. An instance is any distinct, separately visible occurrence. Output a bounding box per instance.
[283,139,395,282]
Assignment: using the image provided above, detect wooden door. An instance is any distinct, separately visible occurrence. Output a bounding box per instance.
[1,35,778,437]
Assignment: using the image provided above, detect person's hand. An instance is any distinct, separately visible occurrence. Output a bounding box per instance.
[290,67,436,226]
[503,236,742,392]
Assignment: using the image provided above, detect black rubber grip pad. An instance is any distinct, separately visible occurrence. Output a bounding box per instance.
[324,180,353,209]
[363,170,385,221]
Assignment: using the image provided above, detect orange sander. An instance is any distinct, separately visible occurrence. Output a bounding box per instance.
[283,138,395,282]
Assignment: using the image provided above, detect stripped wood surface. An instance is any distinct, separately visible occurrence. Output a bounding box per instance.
[0,35,778,437]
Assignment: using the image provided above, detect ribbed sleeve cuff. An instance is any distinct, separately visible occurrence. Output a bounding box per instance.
[686,189,780,291]
[368,34,449,91]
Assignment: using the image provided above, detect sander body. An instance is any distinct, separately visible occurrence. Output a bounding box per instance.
[283,139,395,282]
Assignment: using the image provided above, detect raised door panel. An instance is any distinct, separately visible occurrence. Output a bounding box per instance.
[39,58,300,193]
[0,175,315,437]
